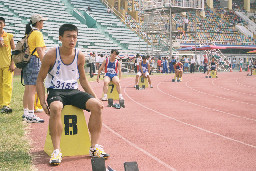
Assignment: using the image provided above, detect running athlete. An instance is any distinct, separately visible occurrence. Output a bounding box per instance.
[97,49,123,101]
[206,58,218,78]
[36,24,109,165]
[134,55,153,88]
[174,61,183,81]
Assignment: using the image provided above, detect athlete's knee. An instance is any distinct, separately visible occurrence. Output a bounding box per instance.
[87,98,102,114]
[50,102,63,118]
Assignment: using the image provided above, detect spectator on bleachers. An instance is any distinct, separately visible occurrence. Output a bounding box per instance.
[87,6,92,12]
[22,14,47,123]
[0,17,15,114]
[184,16,189,32]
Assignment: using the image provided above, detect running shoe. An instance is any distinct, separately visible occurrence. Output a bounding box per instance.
[49,149,62,165]
[119,94,124,100]
[1,106,12,113]
[26,115,44,123]
[35,107,44,113]
[89,144,109,159]
[102,95,108,101]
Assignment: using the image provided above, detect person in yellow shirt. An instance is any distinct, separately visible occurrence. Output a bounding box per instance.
[0,17,15,113]
[22,14,47,123]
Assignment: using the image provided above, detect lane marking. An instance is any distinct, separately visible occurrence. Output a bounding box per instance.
[158,82,256,122]
[185,80,255,106]
[103,124,176,171]
[123,82,256,149]
[212,79,256,97]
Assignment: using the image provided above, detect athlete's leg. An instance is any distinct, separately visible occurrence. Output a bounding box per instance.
[86,98,103,147]
[103,76,111,94]
[49,101,64,150]
[112,76,121,94]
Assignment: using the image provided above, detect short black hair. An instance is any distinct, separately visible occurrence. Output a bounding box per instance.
[59,24,78,36]
[0,17,5,23]
[142,56,146,60]
[111,49,119,55]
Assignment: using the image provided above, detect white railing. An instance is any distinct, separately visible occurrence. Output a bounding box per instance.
[143,0,204,10]
[235,11,256,35]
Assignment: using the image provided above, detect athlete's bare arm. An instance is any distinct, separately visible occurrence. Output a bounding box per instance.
[97,59,106,83]
[36,47,56,115]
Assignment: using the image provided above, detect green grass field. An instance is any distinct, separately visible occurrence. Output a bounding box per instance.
[0,76,31,171]
[0,73,136,170]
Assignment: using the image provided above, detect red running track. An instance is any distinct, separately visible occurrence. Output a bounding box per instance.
[29,72,256,170]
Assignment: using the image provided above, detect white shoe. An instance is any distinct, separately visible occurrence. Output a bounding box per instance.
[35,108,44,113]
[49,149,62,165]
[89,144,109,159]
[119,94,124,100]
[26,115,44,123]
[102,96,108,101]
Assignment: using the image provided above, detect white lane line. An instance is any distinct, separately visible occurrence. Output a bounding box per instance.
[185,80,255,106]
[212,79,256,97]
[236,78,256,89]
[103,123,176,171]
[123,83,256,149]
[158,82,256,122]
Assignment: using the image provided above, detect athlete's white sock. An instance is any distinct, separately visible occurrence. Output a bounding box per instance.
[119,94,123,99]
[28,110,34,118]
[104,94,107,98]
[24,108,28,116]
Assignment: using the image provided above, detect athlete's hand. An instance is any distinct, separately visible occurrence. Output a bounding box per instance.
[42,103,50,116]
[96,98,104,109]
[96,75,99,83]
[9,63,16,72]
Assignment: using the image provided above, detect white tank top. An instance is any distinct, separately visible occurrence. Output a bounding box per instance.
[45,47,80,89]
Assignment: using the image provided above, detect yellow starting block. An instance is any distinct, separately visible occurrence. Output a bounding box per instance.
[138,76,148,88]
[253,69,256,75]
[44,105,91,157]
[210,70,217,78]
[102,81,119,100]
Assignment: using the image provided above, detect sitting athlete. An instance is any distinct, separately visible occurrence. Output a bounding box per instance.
[206,57,218,78]
[36,24,109,165]
[134,55,153,88]
[174,61,183,81]
[97,49,123,101]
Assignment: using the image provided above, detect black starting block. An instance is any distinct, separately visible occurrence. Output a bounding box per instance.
[205,76,208,78]
[124,161,139,171]
[119,99,125,108]
[209,76,211,78]
[142,85,145,89]
[140,77,144,83]
[91,158,106,171]
[107,166,115,171]
[136,85,139,90]
[172,79,175,82]
[107,98,113,107]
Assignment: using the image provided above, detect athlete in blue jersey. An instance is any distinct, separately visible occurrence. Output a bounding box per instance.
[97,49,123,101]
[134,55,153,88]
[207,58,218,78]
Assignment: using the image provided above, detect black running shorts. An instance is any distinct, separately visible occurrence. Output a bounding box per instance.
[47,89,94,112]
